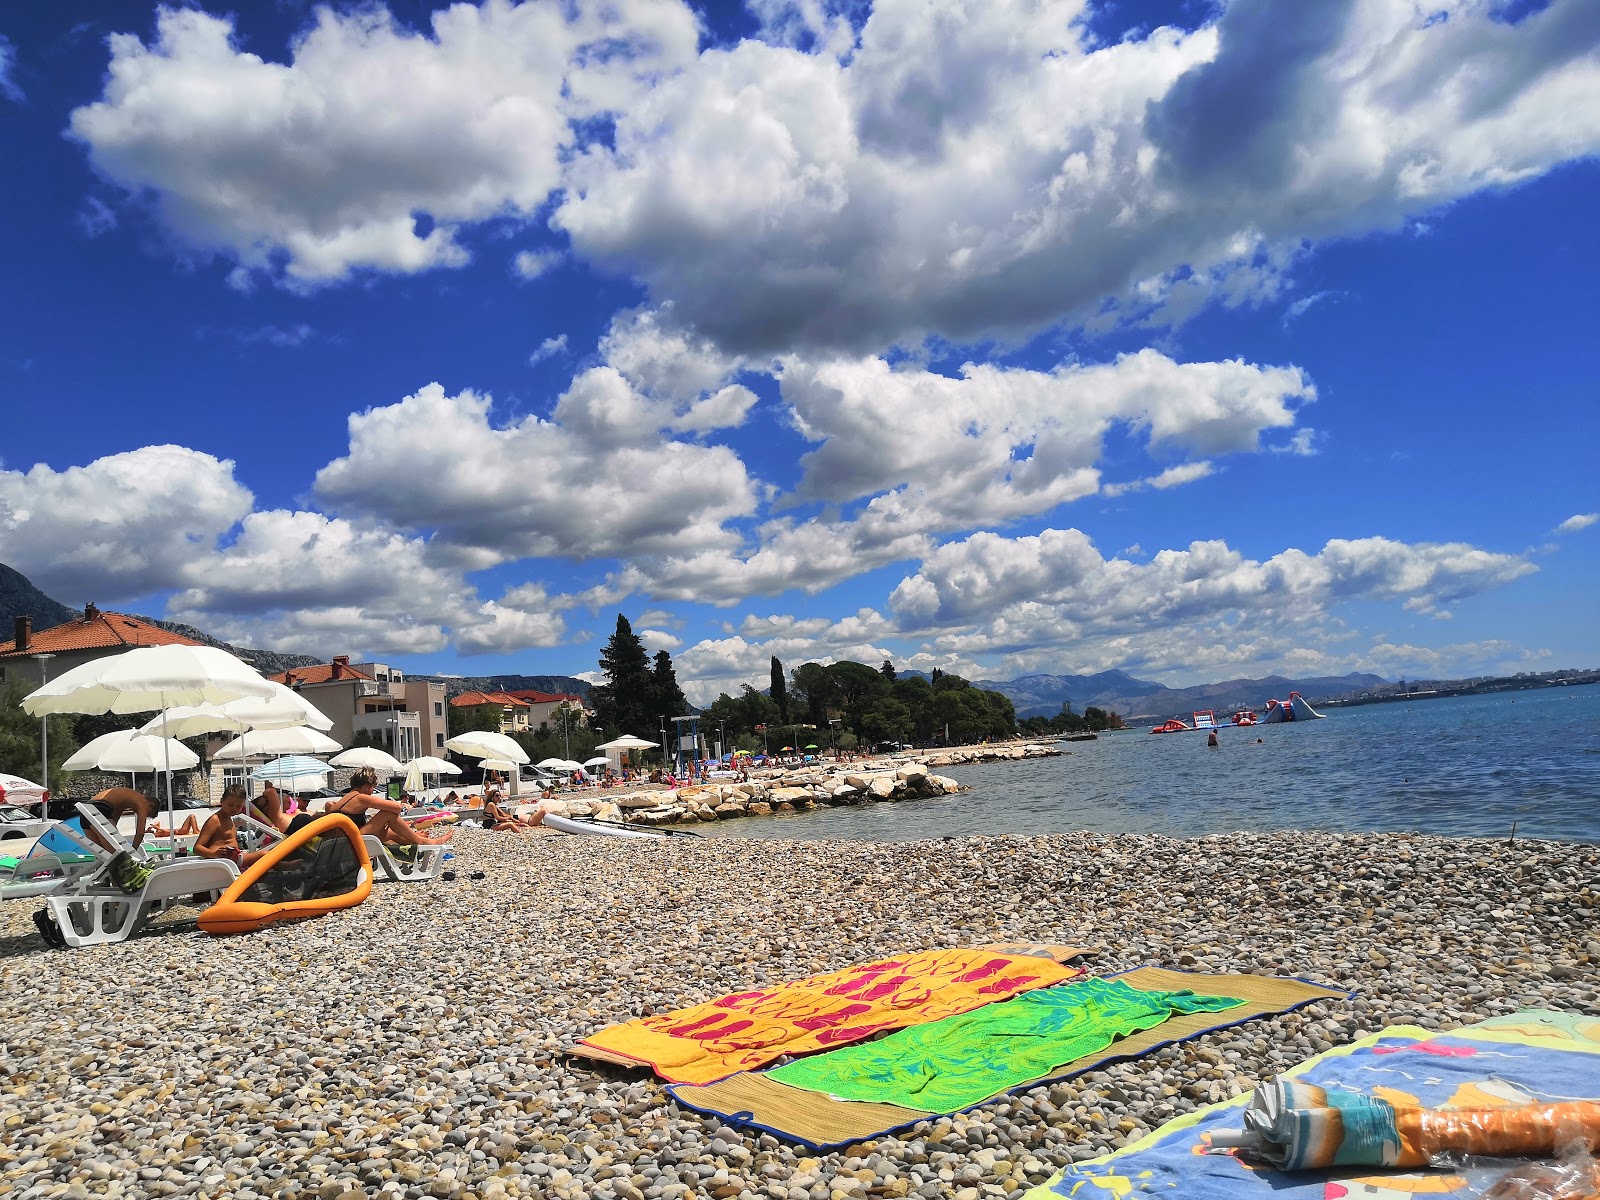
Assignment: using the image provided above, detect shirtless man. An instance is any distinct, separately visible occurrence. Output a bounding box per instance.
[194,786,272,870]
[47,787,152,852]
[329,769,452,846]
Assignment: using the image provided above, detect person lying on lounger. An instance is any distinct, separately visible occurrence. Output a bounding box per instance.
[194,786,274,869]
[327,769,452,846]
[483,794,544,834]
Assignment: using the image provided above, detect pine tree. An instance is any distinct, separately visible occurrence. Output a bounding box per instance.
[652,650,688,720]
[590,615,655,737]
[770,655,789,723]
[880,658,897,681]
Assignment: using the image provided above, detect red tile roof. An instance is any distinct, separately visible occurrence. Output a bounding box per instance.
[0,610,205,658]
[504,689,583,704]
[272,661,377,686]
[450,690,530,708]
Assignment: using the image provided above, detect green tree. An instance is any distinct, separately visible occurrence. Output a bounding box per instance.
[790,661,835,726]
[652,650,688,721]
[880,658,897,682]
[859,696,914,746]
[590,615,655,737]
[770,655,789,724]
[0,681,78,791]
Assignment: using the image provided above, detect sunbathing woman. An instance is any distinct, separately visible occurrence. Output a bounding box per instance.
[328,769,452,845]
[483,793,544,834]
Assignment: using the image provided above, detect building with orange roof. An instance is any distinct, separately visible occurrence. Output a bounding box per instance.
[449,689,533,735]
[502,689,589,736]
[0,604,206,689]
[270,656,448,760]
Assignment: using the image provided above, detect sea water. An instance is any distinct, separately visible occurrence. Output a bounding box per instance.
[703,686,1600,843]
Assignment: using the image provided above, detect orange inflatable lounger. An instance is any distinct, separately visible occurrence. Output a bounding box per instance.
[198,814,373,936]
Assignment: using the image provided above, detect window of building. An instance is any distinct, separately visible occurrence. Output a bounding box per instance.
[434,702,442,717]
[435,733,444,748]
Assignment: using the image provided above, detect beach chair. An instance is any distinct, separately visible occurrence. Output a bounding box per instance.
[0,820,105,900]
[362,836,449,883]
[34,804,239,949]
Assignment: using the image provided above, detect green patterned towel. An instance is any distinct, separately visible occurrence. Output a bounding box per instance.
[768,977,1244,1112]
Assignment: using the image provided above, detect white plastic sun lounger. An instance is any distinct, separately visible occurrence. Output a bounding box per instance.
[34,805,240,949]
[362,836,449,883]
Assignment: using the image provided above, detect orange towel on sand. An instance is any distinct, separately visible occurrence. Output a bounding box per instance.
[581,948,1084,1085]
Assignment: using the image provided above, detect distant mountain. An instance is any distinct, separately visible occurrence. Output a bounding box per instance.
[974,670,1391,722]
[133,615,324,677]
[416,673,593,701]
[0,562,76,631]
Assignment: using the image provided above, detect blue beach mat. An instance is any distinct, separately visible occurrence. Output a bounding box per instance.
[1023,1009,1600,1199]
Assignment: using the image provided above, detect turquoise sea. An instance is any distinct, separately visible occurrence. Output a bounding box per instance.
[704,686,1600,843]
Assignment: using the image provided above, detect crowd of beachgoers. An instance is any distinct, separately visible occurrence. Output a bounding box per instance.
[1,819,1593,1200]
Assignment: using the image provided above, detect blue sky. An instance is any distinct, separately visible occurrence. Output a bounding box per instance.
[1,0,1595,702]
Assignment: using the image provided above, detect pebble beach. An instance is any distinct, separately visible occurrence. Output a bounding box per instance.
[1,827,1595,1200]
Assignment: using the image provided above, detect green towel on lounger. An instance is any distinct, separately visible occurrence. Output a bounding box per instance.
[768,977,1245,1112]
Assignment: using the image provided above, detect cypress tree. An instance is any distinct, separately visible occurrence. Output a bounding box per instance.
[770,655,789,723]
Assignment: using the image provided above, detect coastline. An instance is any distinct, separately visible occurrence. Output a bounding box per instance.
[1,827,1593,1199]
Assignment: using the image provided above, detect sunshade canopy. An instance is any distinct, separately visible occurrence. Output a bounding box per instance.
[61,729,142,771]
[77,734,200,774]
[595,734,658,751]
[329,747,404,773]
[251,756,333,783]
[22,645,276,716]
[409,756,461,774]
[213,726,342,759]
[445,731,530,764]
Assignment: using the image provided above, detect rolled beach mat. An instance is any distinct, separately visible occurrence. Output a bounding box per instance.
[1217,1080,1600,1171]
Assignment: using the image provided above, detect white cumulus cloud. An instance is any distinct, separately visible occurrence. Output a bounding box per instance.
[71,1,700,286]
[1556,512,1597,533]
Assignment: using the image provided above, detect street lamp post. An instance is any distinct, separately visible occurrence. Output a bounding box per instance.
[718,721,725,761]
[659,719,668,769]
[33,653,55,813]
[562,705,571,760]
[829,717,840,758]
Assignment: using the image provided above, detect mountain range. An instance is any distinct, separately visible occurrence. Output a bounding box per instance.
[3,560,1376,717]
[965,669,1391,721]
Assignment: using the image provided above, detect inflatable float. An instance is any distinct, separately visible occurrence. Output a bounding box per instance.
[542,813,701,841]
[198,814,372,936]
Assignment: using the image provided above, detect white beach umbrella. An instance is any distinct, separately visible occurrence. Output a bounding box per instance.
[84,735,200,775]
[535,757,569,770]
[329,746,405,774]
[218,683,333,732]
[410,756,460,775]
[403,759,425,794]
[480,758,520,772]
[445,731,531,765]
[213,726,342,759]
[137,703,237,740]
[595,735,659,751]
[582,756,609,768]
[61,728,143,771]
[23,645,274,837]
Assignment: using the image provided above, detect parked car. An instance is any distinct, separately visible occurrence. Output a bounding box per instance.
[0,803,53,843]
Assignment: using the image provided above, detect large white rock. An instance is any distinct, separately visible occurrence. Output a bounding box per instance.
[868,776,897,799]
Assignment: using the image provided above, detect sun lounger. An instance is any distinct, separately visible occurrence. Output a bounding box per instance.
[0,819,105,899]
[42,857,240,947]
[30,803,240,948]
[362,836,449,883]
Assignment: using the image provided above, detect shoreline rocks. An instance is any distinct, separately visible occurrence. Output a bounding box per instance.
[529,741,1062,829]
